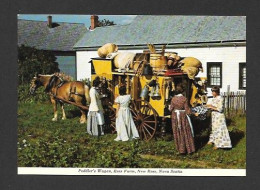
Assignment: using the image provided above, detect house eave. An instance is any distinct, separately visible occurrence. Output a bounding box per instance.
[73,40,246,51]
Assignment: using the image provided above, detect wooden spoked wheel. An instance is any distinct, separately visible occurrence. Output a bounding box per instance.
[103,104,116,134]
[130,99,158,141]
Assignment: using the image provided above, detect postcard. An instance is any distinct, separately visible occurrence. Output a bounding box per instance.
[17,15,246,176]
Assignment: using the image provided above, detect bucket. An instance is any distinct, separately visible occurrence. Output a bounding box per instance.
[150,53,167,70]
[140,85,149,98]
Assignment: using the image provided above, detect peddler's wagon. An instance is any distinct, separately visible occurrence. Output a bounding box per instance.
[90,44,207,141]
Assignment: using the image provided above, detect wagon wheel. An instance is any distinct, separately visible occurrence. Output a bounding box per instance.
[103,104,116,134]
[130,99,158,141]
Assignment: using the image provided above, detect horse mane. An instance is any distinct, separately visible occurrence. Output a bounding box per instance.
[45,75,59,92]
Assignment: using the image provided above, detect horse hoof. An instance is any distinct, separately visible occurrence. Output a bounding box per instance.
[80,120,86,124]
[62,117,67,120]
[52,118,57,121]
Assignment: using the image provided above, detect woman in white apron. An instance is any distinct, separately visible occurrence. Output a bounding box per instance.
[87,77,105,136]
[169,83,196,154]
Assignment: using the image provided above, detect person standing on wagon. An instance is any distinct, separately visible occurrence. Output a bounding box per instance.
[206,86,232,150]
[169,83,196,154]
[87,77,105,136]
[114,85,139,141]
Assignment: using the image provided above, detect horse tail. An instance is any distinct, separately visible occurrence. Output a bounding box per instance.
[84,85,91,105]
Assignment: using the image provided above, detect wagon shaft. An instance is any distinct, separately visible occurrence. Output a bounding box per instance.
[53,95,89,110]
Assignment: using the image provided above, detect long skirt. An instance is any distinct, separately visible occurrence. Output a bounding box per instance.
[87,111,104,136]
[208,111,232,148]
[171,112,195,154]
[114,108,139,141]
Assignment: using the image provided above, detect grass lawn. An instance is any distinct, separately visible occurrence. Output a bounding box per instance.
[17,101,246,168]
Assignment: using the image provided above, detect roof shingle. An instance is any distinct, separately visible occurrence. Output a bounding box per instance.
[18,19,87,51]
[74,15,246,49]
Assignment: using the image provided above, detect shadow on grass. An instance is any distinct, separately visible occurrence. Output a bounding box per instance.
[193,116,245,149]
[67,109,86,119]
[192,116,211,150]
[226,118,232,126]
[229,128,245,147]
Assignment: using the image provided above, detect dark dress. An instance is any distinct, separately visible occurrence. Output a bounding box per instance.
[169,94,195,154]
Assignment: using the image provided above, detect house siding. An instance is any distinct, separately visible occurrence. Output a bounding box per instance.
[52,51,77,79]
[56,55,76,79]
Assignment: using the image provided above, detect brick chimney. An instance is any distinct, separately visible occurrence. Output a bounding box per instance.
[90,15,99,30]
[47,15,52,28]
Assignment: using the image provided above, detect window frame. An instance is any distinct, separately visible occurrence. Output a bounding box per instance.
[239,62,246,90]
[207,62,222,88]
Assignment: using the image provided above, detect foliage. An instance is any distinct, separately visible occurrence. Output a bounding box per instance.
[18,84,49,103]
[18,45,59,84]
[97,19,116,27]
[18,101,246,168]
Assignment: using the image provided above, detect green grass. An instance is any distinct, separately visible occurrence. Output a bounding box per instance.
[17,101,246,168]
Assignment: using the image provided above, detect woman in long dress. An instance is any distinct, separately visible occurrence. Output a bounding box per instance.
[169,83,196,154]
[114,86,139,141]
[87,77,105,136]
[206,86,232,150]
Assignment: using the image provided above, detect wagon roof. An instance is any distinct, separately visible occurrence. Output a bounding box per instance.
[18,19,87,51]
[74,15,246,50]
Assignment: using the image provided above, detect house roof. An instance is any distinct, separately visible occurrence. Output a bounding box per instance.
[74,15,246,49]
[18,19,87,51]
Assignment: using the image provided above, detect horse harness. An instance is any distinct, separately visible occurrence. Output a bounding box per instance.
[49,77,85,103]
[69,82,85,98]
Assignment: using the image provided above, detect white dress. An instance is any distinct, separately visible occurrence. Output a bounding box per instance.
[208,96,232,148]
[114,95,139,141]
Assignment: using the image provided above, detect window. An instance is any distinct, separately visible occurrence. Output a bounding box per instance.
[207,62,222,87]
[239,63,246,89]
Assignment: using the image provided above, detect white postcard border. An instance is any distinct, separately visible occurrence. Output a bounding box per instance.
[18,167,246,176]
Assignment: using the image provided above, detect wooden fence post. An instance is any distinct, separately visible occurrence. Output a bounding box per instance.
[227,85,230,117]
[244,91,246,114]
[223,92,226,111]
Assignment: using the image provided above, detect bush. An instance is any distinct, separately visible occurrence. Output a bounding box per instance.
[18,137,83,167]
[18,84,49,103]
[18,45,59,84]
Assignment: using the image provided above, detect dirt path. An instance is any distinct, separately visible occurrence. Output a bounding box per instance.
[140,154,230,169]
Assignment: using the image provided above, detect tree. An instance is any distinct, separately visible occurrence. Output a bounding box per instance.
[18,45,60,84]
[97,19,116,27]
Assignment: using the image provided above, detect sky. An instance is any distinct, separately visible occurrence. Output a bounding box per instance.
[17,14,137,28]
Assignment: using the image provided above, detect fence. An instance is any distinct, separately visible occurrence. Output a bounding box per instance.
[221,91,246,117]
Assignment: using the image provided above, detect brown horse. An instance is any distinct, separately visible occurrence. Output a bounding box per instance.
[29,74,90,123]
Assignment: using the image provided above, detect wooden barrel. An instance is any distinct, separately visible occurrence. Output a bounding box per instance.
[150,53,167,70]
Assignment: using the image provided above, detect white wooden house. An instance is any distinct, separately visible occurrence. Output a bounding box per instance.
[74,15,246,94]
